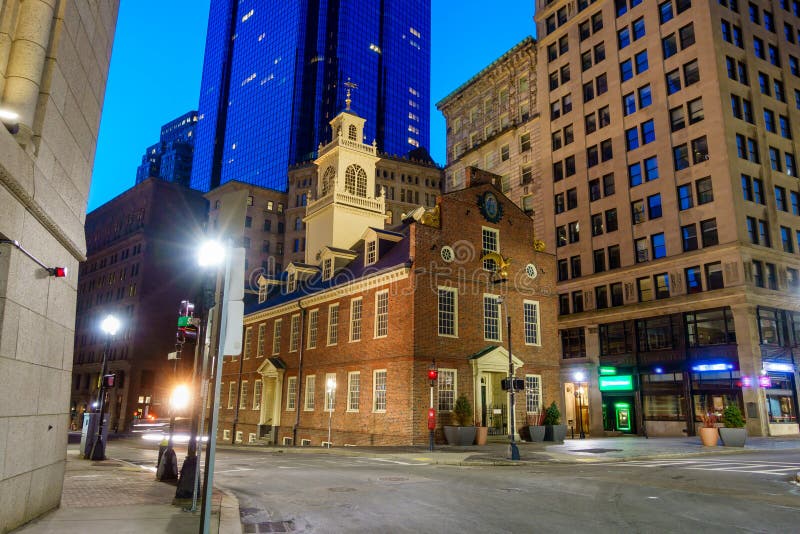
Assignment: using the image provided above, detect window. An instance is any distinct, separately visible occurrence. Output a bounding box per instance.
[648,194,663,219]
[633,17,645,40]
[525,375,542,414]
[758,219,771,247]
[684,59,699,86]
[349,298,362,342]
[619,27,631,49]
[765,109,776,132]
[227,382,236,409]
[253,380,262,410]
[257,324,265,356]
[272,319,282,355]
[753,260,765,287]
[438,287,458,337]
[632,199,645,224]
[327,304,339,345]
[682,224,698,251]
[696,177,713,204]
[438,369,456,411]
[240,381,248,409]
[674,144,689,170]
[654,273,670,300]
[621,59,634,82]
[666,69,681,94]
[635,51,649,74]
[623,92,636,116]
[686,308,735,347]
[606,208,618,232]
[286,376,297,411]
[688,98,704,124]
[700,219,719,247]
[572,291,584,313]
[373,370,387,412]
[307,309,318,349]
[652,233,666,258]
[596,286,609,309]
[780,115,792,140]
[638,277,653,302]
[626,126,639,151]
[366,240,377,265]
[524,301,540,345]
[686,266,702,293]
[594,249,606,273]
[569,221,580,243]
[776,186,787,211]
[782,226,794,252]
[243,327,252,359]
[324,373,336,412]
[630,163,643,186]
[609,245,621,269]
[305,375,316,410]
[679,23,695,47]
[289,314,300,352]
[635,237,649,262]
[375,290,388,337]
[561,328,586,359]
[482,227,499,270]
[659,0,674,23]
[663,34,678,58]
[347,372,360,411]
[670,106,685,132]
[483,295,501,341]
[641,120,655,144]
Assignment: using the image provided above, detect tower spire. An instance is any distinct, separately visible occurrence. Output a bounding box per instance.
[344,78,358,111]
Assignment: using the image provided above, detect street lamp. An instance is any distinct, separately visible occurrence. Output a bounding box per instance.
[497,295,520,461]
[326,377,336,448]
[574,371,586,439]
[89,314,120,460]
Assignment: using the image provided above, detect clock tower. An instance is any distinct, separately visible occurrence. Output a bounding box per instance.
[304,101,386,264]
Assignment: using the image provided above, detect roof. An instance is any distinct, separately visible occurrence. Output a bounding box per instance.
[436,36,536,110]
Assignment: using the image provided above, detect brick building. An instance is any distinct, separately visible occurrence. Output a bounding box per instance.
[213,108,557,446]
[71,179,208,432]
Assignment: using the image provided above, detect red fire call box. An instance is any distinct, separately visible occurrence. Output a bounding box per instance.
[427,408,436,430]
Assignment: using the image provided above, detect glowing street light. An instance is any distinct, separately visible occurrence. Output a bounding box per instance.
[89,314,121,460]
[171,384,191,412]
[197,240,225,267]
[573,371,586,440]
[326,377,336,448]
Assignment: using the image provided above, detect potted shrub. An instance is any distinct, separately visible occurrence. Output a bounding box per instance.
[474,417,488,446]
[443,395,477,446]
[527,409,546,442]
[719,404,747,447]
[543,401,567,442]
[698,413,719,447]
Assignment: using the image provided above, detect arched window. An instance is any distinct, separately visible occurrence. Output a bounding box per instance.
[294,217,303,231]
[321,166,335,195]
[345,164,368,197]
[348,124,358,141]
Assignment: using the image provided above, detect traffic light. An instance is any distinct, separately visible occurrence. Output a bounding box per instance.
[427,361,437,386]
[102,374,116,388]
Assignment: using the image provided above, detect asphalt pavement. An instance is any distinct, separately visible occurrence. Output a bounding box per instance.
[9,434,800,533]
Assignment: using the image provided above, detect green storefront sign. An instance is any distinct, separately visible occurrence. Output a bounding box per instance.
[598,375,634,391]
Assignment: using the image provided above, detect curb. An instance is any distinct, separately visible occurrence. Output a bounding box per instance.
[219,488,242,534]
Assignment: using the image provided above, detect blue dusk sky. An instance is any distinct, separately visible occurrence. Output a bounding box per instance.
[88,1,536,211]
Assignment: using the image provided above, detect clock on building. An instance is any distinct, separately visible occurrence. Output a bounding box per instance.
[477,191,503,223]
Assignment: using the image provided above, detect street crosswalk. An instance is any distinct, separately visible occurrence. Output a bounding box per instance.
[605,458,800,476]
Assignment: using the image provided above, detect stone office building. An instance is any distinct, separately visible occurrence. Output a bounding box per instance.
[534,0,800,437]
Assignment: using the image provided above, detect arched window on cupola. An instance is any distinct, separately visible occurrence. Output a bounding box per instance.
[345,164,368,197]
[294,217,303,231]
[321,166,335,195]
[348,124,358,141]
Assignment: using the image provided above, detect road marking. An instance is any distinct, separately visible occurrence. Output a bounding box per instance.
[607,458,800,476]
[216,468,255,474]
[366,458,429,466]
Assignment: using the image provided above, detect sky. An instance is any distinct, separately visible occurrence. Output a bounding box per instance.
[88,1,536,211]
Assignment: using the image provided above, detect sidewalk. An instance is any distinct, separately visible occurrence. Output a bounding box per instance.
[11,449,241,534]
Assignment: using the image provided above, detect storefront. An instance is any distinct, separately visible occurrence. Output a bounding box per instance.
[598,369,637,434]
[761,361,799,435]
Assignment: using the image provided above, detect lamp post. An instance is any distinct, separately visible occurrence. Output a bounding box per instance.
[497,295,520,461]
[574,371,586,439]
[89,314,120,461]
[326,377,336,447]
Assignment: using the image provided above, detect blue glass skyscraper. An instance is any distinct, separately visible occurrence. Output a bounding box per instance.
[190,0,431,192]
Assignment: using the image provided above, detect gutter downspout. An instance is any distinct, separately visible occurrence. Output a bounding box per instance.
[293,300,306,446]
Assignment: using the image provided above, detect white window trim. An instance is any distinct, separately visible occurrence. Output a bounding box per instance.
[347,371,360,412]
[289,314,300,352]
[253,379,262,410]
[483,293,502,342]
[257,324,265,357]
[324,372,336,412]
[481,226,500,271]
[244,327,252,359]
[373,369,387,413]
[437,368,457,412]
[327,304,339,346]
[523,299,541,346]
[304,375,316,411]
[235,430,243,443]
[286,376,297,411]
[223,429,231,440]
[272,319,282,355]
[366,239,378,266]
[227,382,236,409]
[239,380,248,409]
[307,309,319,349]
[374,290,389,339]
[525,374,543,414]
[349,297,363,342]
[437,286,459,338]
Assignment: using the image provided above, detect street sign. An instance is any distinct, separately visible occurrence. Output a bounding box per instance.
[167,351,178,361]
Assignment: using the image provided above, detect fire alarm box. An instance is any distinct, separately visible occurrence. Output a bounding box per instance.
[427,408,436,430]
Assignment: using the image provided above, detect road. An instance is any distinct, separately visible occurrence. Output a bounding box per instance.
[107,440,800,533]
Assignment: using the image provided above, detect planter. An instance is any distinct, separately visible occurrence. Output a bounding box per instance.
[698,427,719,447]
[545,424,567,442]
[443,426,477,446]
[474,426,488,445]
[528,425,546,442]
[719,427,747,447]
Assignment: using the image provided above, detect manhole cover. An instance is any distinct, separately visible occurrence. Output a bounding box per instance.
[328,487,357,492]
[378,476,408,482]
[572,448,623,454]
[243,520,295,533]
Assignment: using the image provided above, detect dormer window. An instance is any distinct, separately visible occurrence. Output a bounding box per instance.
[348,124,358,140]
[323,258,333,280]
[287,272,297,293]
[258,282,267,303]
[366,240,377,265]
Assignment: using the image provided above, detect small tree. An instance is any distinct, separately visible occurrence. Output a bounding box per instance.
[721,404,745,428]
[452,394,473,426]
[543,401,561,426]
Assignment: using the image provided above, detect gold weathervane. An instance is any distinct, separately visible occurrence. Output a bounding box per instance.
[480,252,512,280]
[344,78,358,110]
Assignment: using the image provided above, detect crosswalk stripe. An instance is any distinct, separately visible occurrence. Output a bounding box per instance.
[604,458,800,476]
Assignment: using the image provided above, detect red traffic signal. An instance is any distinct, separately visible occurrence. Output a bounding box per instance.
[427,368,438,381]
[102,374,116,388]
[48,266,67,277]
